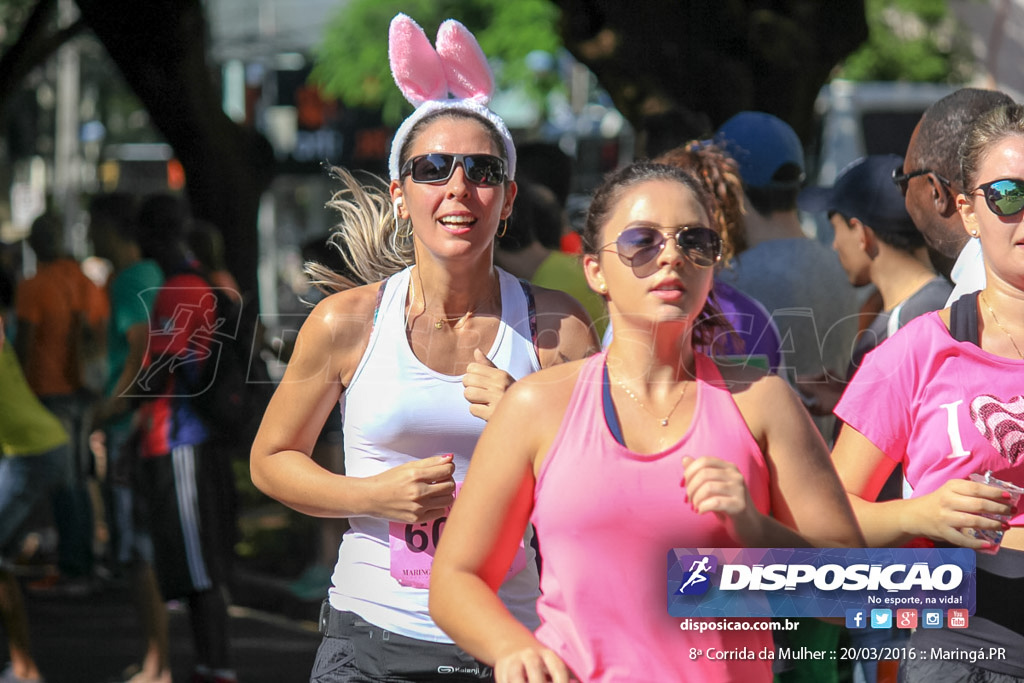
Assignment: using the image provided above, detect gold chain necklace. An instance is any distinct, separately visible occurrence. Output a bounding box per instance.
[410,268,497,330]
[981,291,1024,359]
[610,372,690,427]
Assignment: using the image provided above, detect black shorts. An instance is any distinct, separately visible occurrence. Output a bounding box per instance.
[900,658,1024,683]
[311,604,493,683]
[136,443,230,599]
[901,548,1024,682]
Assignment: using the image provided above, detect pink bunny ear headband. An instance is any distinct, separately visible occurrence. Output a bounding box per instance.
[388,13,516,181]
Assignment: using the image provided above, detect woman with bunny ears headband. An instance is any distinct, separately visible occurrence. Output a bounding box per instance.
[250,14,598,682]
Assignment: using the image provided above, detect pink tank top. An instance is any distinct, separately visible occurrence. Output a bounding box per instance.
[531,351,774,682]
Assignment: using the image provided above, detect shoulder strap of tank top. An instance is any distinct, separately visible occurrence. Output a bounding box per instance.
[372,274,393,329]
[601,361,626,446]
[518,278,539,357]
[949,290,980,346]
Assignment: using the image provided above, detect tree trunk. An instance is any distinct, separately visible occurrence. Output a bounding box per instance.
[74,0,274,302]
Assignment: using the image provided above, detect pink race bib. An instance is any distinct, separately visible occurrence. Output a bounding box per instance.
[389,481,527,588]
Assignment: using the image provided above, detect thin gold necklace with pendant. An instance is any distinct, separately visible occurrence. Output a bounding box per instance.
[981,291,1024,359]
[410,268,497,330]
[610,372,690,427]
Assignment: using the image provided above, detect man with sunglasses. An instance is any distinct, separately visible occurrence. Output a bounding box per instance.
[896,88,1014,306]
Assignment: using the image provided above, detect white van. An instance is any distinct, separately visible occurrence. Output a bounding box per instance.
[804,79,957,240]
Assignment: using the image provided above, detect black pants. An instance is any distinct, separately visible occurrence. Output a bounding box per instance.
[311,603,493,683]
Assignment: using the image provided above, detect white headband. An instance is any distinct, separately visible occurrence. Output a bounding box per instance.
[387,14,516,181]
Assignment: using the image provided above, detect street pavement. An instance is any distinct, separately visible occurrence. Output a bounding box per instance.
[1,571,323,683]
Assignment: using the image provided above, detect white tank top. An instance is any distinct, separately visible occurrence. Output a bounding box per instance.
[329,265,542,642]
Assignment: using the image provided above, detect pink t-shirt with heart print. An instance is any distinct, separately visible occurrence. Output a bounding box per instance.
[837,311,1024,525]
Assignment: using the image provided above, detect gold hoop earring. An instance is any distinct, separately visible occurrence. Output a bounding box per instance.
[497,218,508,239]
[396,216,413,240]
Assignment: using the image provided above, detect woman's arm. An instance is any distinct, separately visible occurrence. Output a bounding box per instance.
[832,424,1013,549]
[733,373,865,548]
[431,374,573,683]
[250,288,456,522]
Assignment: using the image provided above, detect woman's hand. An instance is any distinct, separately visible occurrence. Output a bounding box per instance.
[903,478,1016,550]
[495,646,574,683]
[682,456,763,541]
[463,348,516,421]
[364,454,457,523]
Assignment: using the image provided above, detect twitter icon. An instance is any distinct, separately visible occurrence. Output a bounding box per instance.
[871,609,893,629]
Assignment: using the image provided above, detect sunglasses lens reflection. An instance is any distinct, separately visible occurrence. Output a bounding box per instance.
[679,228,722,267]
[984,179,1024,217]
[615,227,661,276]
[463,156,506,185]
[410,155,451,182]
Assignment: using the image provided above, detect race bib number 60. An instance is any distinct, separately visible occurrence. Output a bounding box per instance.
[389,481,527,588]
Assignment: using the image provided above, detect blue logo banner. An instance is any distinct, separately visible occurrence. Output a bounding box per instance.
[667,548,976,618]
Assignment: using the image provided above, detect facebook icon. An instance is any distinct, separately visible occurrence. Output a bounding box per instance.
[846,609,866,629]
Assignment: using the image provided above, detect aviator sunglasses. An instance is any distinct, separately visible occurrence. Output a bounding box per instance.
[602,225,722,277]
[400,153,508,187]
[969,178,1024,218]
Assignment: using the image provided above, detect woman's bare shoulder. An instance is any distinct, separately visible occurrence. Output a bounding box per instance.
[503,358,590,411]
[289,281,388,380]
[713,361,778,393]
[715,363,800,415]
[527,285,602,364]
[306,281,385,334]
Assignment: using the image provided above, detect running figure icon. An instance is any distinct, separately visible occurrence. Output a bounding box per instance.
[679,556,712,593]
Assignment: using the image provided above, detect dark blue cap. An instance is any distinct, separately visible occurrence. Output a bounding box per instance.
[798,154,916,234]
[714,112,805,189]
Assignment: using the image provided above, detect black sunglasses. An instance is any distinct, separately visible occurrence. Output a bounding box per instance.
[891,166,953,197]
[601,225,722,277]
[400,153,507,186]
[970,178,1024,217]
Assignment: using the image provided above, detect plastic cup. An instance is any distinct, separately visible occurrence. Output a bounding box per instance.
[966,472,1024,553]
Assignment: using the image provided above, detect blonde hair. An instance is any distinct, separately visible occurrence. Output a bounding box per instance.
[305,167,412,293]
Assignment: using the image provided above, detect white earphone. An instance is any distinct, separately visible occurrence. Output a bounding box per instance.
[393,197,404,228]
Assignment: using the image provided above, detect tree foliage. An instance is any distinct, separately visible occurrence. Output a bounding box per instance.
[837,0,975,82]
[311,0,562,124]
